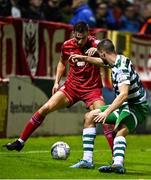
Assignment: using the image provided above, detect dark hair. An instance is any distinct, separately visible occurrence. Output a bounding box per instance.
[97,38,115,53]
[73,22,89,33]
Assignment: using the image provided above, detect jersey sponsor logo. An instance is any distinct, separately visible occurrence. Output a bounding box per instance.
[76,61,85,67]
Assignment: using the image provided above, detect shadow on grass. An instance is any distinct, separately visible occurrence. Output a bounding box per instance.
[126,169,151,177]
[126,161,151,166]
[95,162,151,178]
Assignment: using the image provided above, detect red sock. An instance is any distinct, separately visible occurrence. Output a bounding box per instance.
[20,112,45,142]
[102,124,115,154]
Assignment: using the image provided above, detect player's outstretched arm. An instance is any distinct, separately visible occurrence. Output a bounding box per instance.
[69,54,103,66]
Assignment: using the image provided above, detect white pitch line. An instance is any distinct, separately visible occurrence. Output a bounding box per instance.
[0,149,151,156]
[0,150,107,155]
[0,150,50,155]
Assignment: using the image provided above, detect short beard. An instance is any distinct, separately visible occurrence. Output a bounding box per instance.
[102,59,109,65]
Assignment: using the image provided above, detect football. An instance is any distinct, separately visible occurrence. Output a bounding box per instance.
[51,141,70,160]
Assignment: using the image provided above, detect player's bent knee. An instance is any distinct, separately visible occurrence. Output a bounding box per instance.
[84,112,91,121]
[84,112,95,127]
[116,124,129,137]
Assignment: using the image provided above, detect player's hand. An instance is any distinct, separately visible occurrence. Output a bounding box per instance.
[69,54,85,63]
[85,47,97,56]
[52,82,60,95]
[93,111,108,124]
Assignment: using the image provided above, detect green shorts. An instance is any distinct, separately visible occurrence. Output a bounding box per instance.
[100,101,149,132]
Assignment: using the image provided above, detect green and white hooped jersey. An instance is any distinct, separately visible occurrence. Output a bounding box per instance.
[111,55,147,105]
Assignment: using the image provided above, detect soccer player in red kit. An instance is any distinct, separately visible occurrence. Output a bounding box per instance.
[4,22,114,168]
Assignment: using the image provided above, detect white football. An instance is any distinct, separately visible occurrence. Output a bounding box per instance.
[51,141,70,160]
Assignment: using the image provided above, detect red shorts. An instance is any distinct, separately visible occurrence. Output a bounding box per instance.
[59,84,104,108]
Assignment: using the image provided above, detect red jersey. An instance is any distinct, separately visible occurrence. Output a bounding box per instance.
[61,36,102,90]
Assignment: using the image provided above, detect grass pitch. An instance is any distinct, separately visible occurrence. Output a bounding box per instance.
[0,135,151,179]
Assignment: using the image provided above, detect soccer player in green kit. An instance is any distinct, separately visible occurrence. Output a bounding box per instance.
[69,38,149,173]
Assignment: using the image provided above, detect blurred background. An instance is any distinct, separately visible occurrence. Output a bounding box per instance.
[0,0,151,33]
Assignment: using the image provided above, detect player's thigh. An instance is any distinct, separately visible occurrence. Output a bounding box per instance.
[86,105,117,124]
[90,99,105,110]
[117,110,137,133]
[100,105,118,124]
[131,103,149,124]
[84,88,105,109]
[120,104,148,132]
[39,91,70,114]
[85,109,101,122]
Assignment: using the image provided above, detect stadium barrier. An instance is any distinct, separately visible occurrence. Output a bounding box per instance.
[0,18,151,137]
[0,76,150,138]
[1,76,87,137]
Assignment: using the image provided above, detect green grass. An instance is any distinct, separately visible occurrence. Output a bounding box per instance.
[0,135,151,179]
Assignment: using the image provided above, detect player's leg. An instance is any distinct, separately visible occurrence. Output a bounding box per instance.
[70,90,105,168]
[108,103,149,173]
[91,100,115,155]
[78,105,120,168]
[112,125,128,172]
[102,124,115,154]
[83,99,115,163]
[77,100,105,167]
[99,124,128,174]
[19,91,70,141]
[99,107,141,174]
[82,105,117,164]
[70,106,117,168]
[70,109,101,169]
[70,90,114,168]
[4,91,70,151]
[85,88,115,155]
